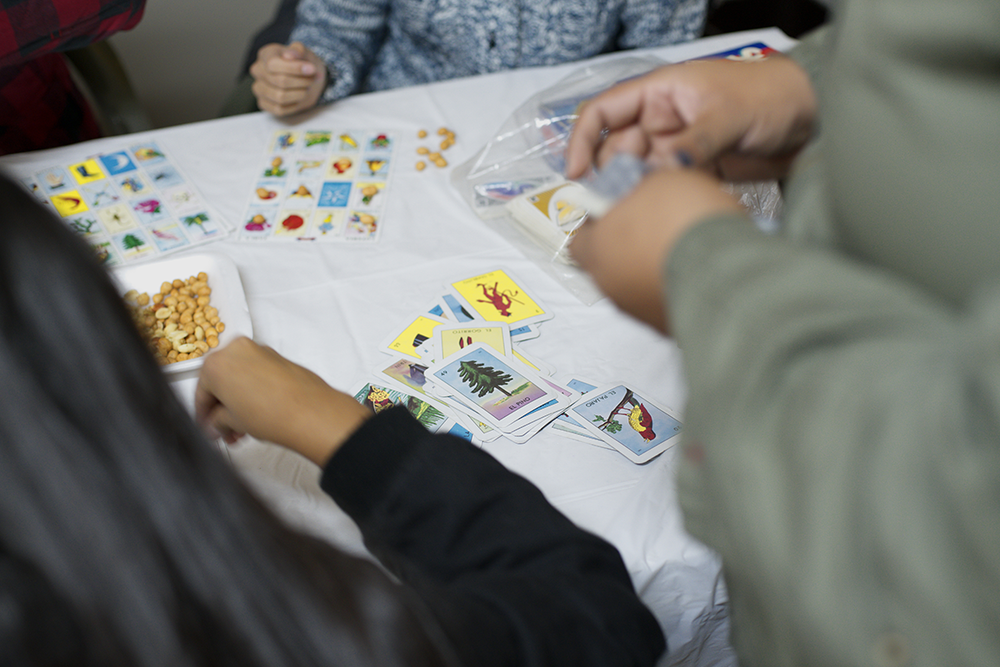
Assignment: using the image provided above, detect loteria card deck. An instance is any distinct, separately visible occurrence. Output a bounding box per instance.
[506,180,590,264]
[16,141,230,266]
[238,129,395,242]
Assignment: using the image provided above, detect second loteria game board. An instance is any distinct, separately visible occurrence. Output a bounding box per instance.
[238,129,396,243]
[18,141,230,266]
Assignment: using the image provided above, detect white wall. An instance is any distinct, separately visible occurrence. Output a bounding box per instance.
[110,0,281,129]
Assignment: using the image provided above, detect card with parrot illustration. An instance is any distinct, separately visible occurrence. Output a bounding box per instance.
[567,383,682,463]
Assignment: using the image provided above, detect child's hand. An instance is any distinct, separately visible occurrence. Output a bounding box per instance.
[195,337,372,466]
[250,42,328,117]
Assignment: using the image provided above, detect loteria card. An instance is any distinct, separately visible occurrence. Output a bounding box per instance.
[694,42,778,62]
[373,356,439,404]
[379,312,448,360]
[426,343,570,432]
[439,293,476,322]
[447,268,553,328]
[506,180,589,264]
[434,322,512,361]
[352,381,452,433]
[371,357,499,443]
[510,344,553,376]
[567,383,682,464]
[548,377,612,449]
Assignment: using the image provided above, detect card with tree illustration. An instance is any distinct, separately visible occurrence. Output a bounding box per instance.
[426,342,570,431]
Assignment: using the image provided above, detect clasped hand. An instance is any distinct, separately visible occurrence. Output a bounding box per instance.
[250,42,328,117]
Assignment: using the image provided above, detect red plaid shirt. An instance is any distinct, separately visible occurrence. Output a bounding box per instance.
[0,0,145,155]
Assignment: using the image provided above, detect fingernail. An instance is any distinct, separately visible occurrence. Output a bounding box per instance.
[301,63,316,75]
[675,150,694,167]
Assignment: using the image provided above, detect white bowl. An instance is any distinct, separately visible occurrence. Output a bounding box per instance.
[112,253,253,374]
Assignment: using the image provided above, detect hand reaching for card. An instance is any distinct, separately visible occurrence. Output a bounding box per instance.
[195,337,372,466]
[250,42,328,117]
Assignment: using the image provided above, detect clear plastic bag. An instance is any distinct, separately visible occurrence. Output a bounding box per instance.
[451,56,666,304]
[451,56,784,303]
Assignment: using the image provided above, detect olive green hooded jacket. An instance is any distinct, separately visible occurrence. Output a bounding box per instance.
[668,1,1000,664]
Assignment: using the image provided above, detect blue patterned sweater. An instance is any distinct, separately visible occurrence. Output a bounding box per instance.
[290,0,707,103]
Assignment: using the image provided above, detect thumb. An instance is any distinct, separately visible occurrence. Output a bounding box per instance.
[282,42,307,59]
[283,42,318,75]
[204,403,244,444]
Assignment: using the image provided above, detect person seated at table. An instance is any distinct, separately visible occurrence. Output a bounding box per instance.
[248,0,709,117]
[0,173,664,666]
[563,0,1000,663]
[0,0,146,155]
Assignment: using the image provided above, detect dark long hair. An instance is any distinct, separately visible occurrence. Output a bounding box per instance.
[0,175,452,666]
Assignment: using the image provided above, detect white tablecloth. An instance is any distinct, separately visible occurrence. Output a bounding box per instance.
[2,28,796,666]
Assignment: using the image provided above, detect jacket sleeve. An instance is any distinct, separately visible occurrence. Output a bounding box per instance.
[321,406,666,667]
[289,0,391,103]
[617,0,707,50]
[785,24,830,91]
[667,215,1000,665]
[0,0,145,68]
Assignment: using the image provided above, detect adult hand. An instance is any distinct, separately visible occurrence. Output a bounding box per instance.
[195,337,371,467]
[565,56,817,183]
[570,168,745,334]
[250,42,328,117]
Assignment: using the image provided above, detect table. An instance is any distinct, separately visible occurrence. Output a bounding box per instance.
[1,28,795,666]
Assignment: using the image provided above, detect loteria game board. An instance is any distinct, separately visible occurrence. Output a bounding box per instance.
[17,141,230,267]
[237,129,396,243]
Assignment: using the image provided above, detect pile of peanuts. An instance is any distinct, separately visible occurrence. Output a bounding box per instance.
[415,126,456,171]
[123,271,225,365]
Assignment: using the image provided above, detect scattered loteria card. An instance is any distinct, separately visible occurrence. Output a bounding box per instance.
[434,322,512,361]
[426,343,570,433]
[372,356,450,411]
[567,383,682,464]
[352,381,453,433]
[509,323,540,341]
[547,376,612,449]
[440,293,476,322]
[379,312,448,360]
[425,298,449,320]
[372,356,501,443]
[510,343,553,376]
[447,268,554,329]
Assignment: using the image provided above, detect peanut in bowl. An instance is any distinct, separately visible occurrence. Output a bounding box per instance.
[112,253,253,374]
